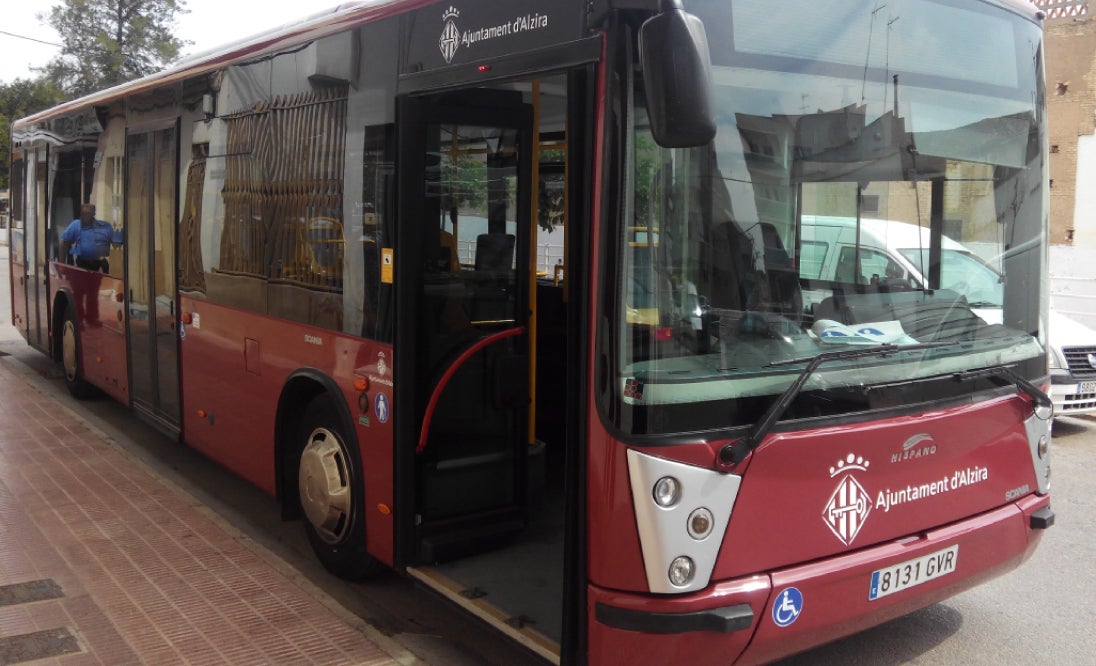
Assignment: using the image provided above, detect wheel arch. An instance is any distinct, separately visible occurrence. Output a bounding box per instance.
[274,368,358,520]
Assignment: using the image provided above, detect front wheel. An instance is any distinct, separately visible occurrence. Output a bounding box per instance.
[296,394,384,579]
[61,304,94,398]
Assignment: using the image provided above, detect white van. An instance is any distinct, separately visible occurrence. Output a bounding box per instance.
[800,216,1003,322]
[1046,309,1096,417]
[800,215,1095,417]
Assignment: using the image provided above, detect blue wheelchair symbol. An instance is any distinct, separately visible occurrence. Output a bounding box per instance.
[772,587,803,627]
[374,393,390,424]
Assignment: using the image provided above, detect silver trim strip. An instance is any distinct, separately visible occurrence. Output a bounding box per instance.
[1024,412,1052,494]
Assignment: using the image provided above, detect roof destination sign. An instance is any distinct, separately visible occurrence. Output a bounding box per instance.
[401,0,586,74]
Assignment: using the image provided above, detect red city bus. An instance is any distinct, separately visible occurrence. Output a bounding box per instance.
[8,0,1054,663]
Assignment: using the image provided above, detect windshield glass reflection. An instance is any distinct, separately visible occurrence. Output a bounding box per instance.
[613,0,1047,432]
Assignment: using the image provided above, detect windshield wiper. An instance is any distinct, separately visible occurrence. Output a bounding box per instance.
[718,342,954,470]
[952,364,1052,413]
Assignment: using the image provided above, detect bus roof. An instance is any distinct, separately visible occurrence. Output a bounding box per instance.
[11,0,1044,132]
[1009,0,1050,21]
[11,0,423,131]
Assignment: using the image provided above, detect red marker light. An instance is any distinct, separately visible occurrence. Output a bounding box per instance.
[478,65,491,73]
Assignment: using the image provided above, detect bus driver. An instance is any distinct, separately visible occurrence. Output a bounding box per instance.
[61,203,118,272]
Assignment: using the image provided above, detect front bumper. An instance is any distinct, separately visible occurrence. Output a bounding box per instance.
[1050,372,1096,415]
[587,494,1050,666]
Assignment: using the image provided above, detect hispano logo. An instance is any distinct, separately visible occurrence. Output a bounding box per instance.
[822,454,872,546]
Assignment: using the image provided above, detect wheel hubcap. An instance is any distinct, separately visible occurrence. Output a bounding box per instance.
[298,427,352,544]
[62,320,78,382]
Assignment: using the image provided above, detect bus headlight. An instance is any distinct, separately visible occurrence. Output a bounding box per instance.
[688,507,714,540]
[668,556,695,587]
[653,476,681,507]
[628,449,742,593]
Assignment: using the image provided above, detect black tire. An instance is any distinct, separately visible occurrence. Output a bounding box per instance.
[296,394,384,580]
[61,303,95,399]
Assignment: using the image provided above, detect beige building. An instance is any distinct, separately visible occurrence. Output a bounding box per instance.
[1039,1,1096,326]
[1044,0,1096,246]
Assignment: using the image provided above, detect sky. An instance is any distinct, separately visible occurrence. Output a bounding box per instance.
[0,0,322,85]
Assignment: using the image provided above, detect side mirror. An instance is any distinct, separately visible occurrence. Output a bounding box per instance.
[639,0,716,148]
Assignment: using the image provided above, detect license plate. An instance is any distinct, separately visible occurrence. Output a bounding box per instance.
[869,545,958,600]
[1079,381,1096,394]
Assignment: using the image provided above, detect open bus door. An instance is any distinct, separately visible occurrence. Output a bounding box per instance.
[393,70,592,662]
[396,91,535,561]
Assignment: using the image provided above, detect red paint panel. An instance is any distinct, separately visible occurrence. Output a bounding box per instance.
[342,338,396,567]
[585,495,1047,666]
[716,397,1039,579]
[178,299,279,492]
[586,396,1042,599]
[178,296,395,566]
[738,496,1048,665]
[585,424,648,592]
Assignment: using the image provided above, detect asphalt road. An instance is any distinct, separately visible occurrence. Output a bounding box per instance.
[2,250,1092,665]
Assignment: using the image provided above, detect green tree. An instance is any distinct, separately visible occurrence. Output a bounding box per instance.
[0,78,64,190]
[37,0,190,99]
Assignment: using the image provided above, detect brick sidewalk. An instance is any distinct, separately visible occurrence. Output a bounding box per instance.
[0,357,402,665]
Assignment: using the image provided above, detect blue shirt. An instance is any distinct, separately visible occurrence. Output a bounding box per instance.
[61,218,116,260]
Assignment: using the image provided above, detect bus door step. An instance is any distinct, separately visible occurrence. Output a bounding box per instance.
[417,512,525,562]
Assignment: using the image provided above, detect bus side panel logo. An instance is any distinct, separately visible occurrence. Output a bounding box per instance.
[822,454,872,546]
[772,587,803,627]
[439,7,460,64]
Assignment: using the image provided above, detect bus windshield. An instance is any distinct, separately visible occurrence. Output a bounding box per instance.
[616,0,1047,434]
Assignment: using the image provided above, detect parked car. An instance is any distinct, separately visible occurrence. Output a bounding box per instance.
[1048,308,1096,417]
[800,216,1004,324]
[800,216,1095,416]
